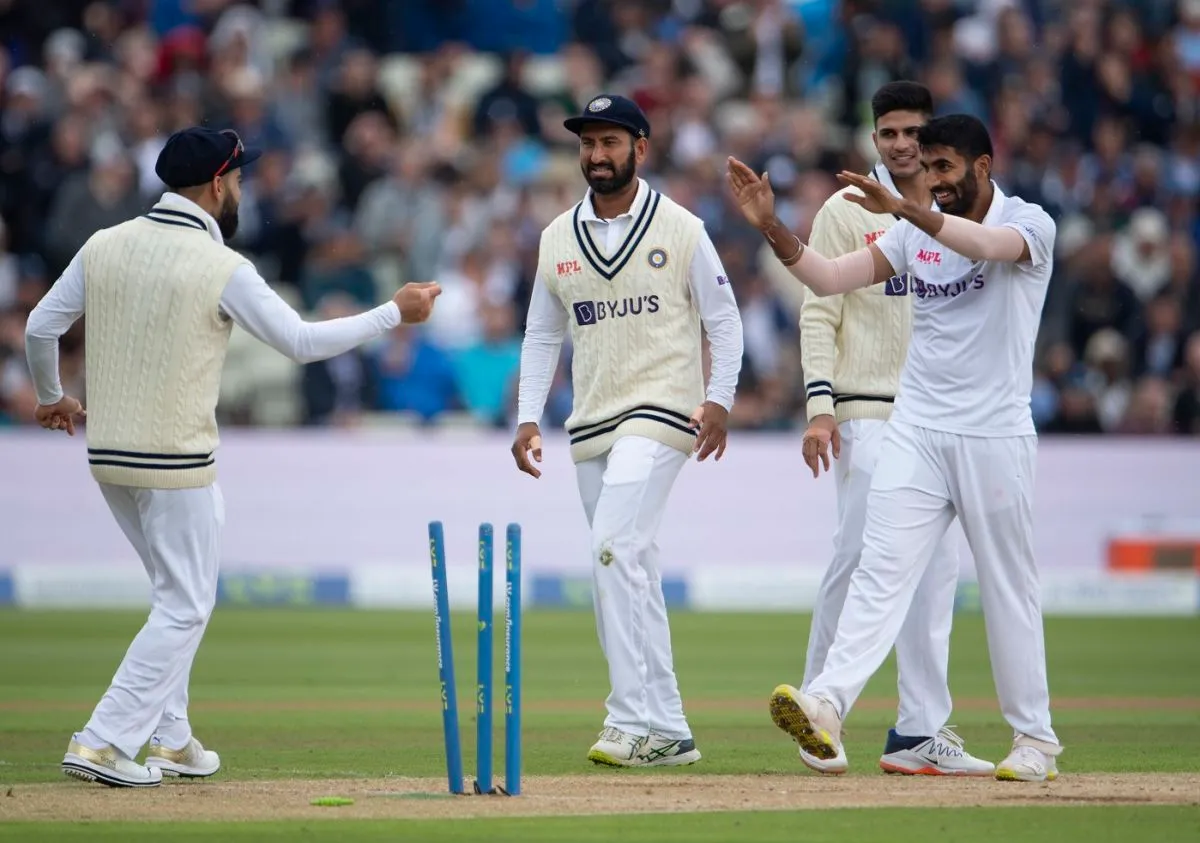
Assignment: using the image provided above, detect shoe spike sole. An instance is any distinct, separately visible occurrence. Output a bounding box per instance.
[769,687,839,762]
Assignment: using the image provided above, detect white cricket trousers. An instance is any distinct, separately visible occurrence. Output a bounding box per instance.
[801,418,960,738]
[808,421,1059,749]
[78,483,224,760]
[575,435,690,739]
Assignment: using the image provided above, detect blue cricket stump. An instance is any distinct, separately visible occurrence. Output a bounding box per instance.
[428,521,465,795]
[504,522,523,796]
[474,523,495,795]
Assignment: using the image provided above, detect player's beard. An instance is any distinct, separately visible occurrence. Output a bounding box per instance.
[217,192,240,240]
[583,146,636,195]
[932,167,979,217]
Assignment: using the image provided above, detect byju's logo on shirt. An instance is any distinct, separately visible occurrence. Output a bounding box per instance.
[912,273,986,299]
[573,295,660,326]
[884,274,910,296]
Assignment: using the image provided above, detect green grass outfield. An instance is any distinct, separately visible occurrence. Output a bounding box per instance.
[1,609,1198,840]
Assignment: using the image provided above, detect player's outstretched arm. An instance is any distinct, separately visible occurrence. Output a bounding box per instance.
[219,265,440,364]
[726,157,893,296]
[837,171,1037,264]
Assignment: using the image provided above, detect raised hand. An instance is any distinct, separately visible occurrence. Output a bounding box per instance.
[837,170,905,217]
[726,156,777,230]
[393,282,442,324]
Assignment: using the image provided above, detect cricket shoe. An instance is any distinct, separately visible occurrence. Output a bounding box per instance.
[587,726,646,767]
[145,736,221,778]
[62,738,163,788]
[769,684,844,774]
[636,731,702,767]
[995,743,1059,782]
[878,726,994,776]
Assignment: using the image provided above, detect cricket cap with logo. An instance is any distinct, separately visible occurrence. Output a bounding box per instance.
[563,94,651,139]
[155,126,262,190]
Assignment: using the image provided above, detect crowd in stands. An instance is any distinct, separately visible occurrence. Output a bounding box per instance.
[1,0,1198,435]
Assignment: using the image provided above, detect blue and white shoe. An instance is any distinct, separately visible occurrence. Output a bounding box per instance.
[878,726,994,776]
[638,731,702,767]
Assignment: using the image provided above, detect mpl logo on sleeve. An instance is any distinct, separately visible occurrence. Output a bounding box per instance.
[573,296,660,326]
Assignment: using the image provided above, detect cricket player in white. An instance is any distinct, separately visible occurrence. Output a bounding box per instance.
[512,95,743,767]
[25,127,441,788]
[794,83,991,777]
[727,113,1063,783]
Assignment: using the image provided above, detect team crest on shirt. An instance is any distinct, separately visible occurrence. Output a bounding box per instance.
[647,247,668,269]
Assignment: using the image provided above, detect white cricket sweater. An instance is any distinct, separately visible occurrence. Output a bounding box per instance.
[81,208,248,488]
[798,164,914,423]
[539,186,706,462]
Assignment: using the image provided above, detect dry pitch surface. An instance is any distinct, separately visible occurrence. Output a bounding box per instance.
[4,773,1198,822]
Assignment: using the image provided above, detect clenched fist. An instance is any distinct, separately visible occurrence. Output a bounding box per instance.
[393,282,442,324]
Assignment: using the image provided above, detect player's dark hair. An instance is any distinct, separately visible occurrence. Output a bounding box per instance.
[917,114,994,161]
[871,82,934,123]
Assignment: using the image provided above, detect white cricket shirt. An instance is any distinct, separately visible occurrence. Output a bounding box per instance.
[873,183,1056,437]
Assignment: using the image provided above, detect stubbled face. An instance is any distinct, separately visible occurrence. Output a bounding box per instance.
[922,145,986,217]
[873,110,926,179]
[216,169,242,239]
[579,124,642,195]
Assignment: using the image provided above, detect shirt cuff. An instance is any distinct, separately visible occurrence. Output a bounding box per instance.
[806,394,836,421]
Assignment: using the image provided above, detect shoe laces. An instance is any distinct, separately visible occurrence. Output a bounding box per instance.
[936,726,966,751]
[599,726,625,743]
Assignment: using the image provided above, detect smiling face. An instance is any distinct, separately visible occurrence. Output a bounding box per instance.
[578,123,646,195]
[921,144,990,217]
[872,109,926,180]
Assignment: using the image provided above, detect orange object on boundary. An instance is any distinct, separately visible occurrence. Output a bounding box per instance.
[1107,538,1200,572]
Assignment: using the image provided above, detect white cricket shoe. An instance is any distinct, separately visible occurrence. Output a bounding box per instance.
[879,726,995,776]
[145,735,221,778]
[769,684,845,774]
[62,738,163,788]
[637,731,702,767]
[996,743,1059,782]
[587,726,646,767]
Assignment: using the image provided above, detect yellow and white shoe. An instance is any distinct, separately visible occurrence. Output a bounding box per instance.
[586,726,646,767]
[769,684,846,774]
[996,744,1058,782]
[145,736,221,778]
[62,739,163,788]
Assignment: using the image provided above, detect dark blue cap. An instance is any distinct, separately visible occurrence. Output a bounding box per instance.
[564,94,650,139]
[154,126,262,189]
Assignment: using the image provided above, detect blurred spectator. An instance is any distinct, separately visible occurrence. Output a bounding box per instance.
[301,293,378,427]
[0,0,1195,436]
[372,324,460,424]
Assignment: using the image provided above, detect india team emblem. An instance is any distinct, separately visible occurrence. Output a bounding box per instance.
[647,248,668,270]
[588,97,612,112]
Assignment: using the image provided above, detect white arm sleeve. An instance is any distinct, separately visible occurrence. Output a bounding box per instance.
[516,264,568,425]
[24,251,86,405]
[219,265,401,364]
[687,231,742,411]
[786,246,878,297]
[934,214,1027,262]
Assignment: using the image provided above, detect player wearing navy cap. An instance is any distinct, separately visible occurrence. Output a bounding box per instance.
[24,126,442,788]
[512,95,744,767]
